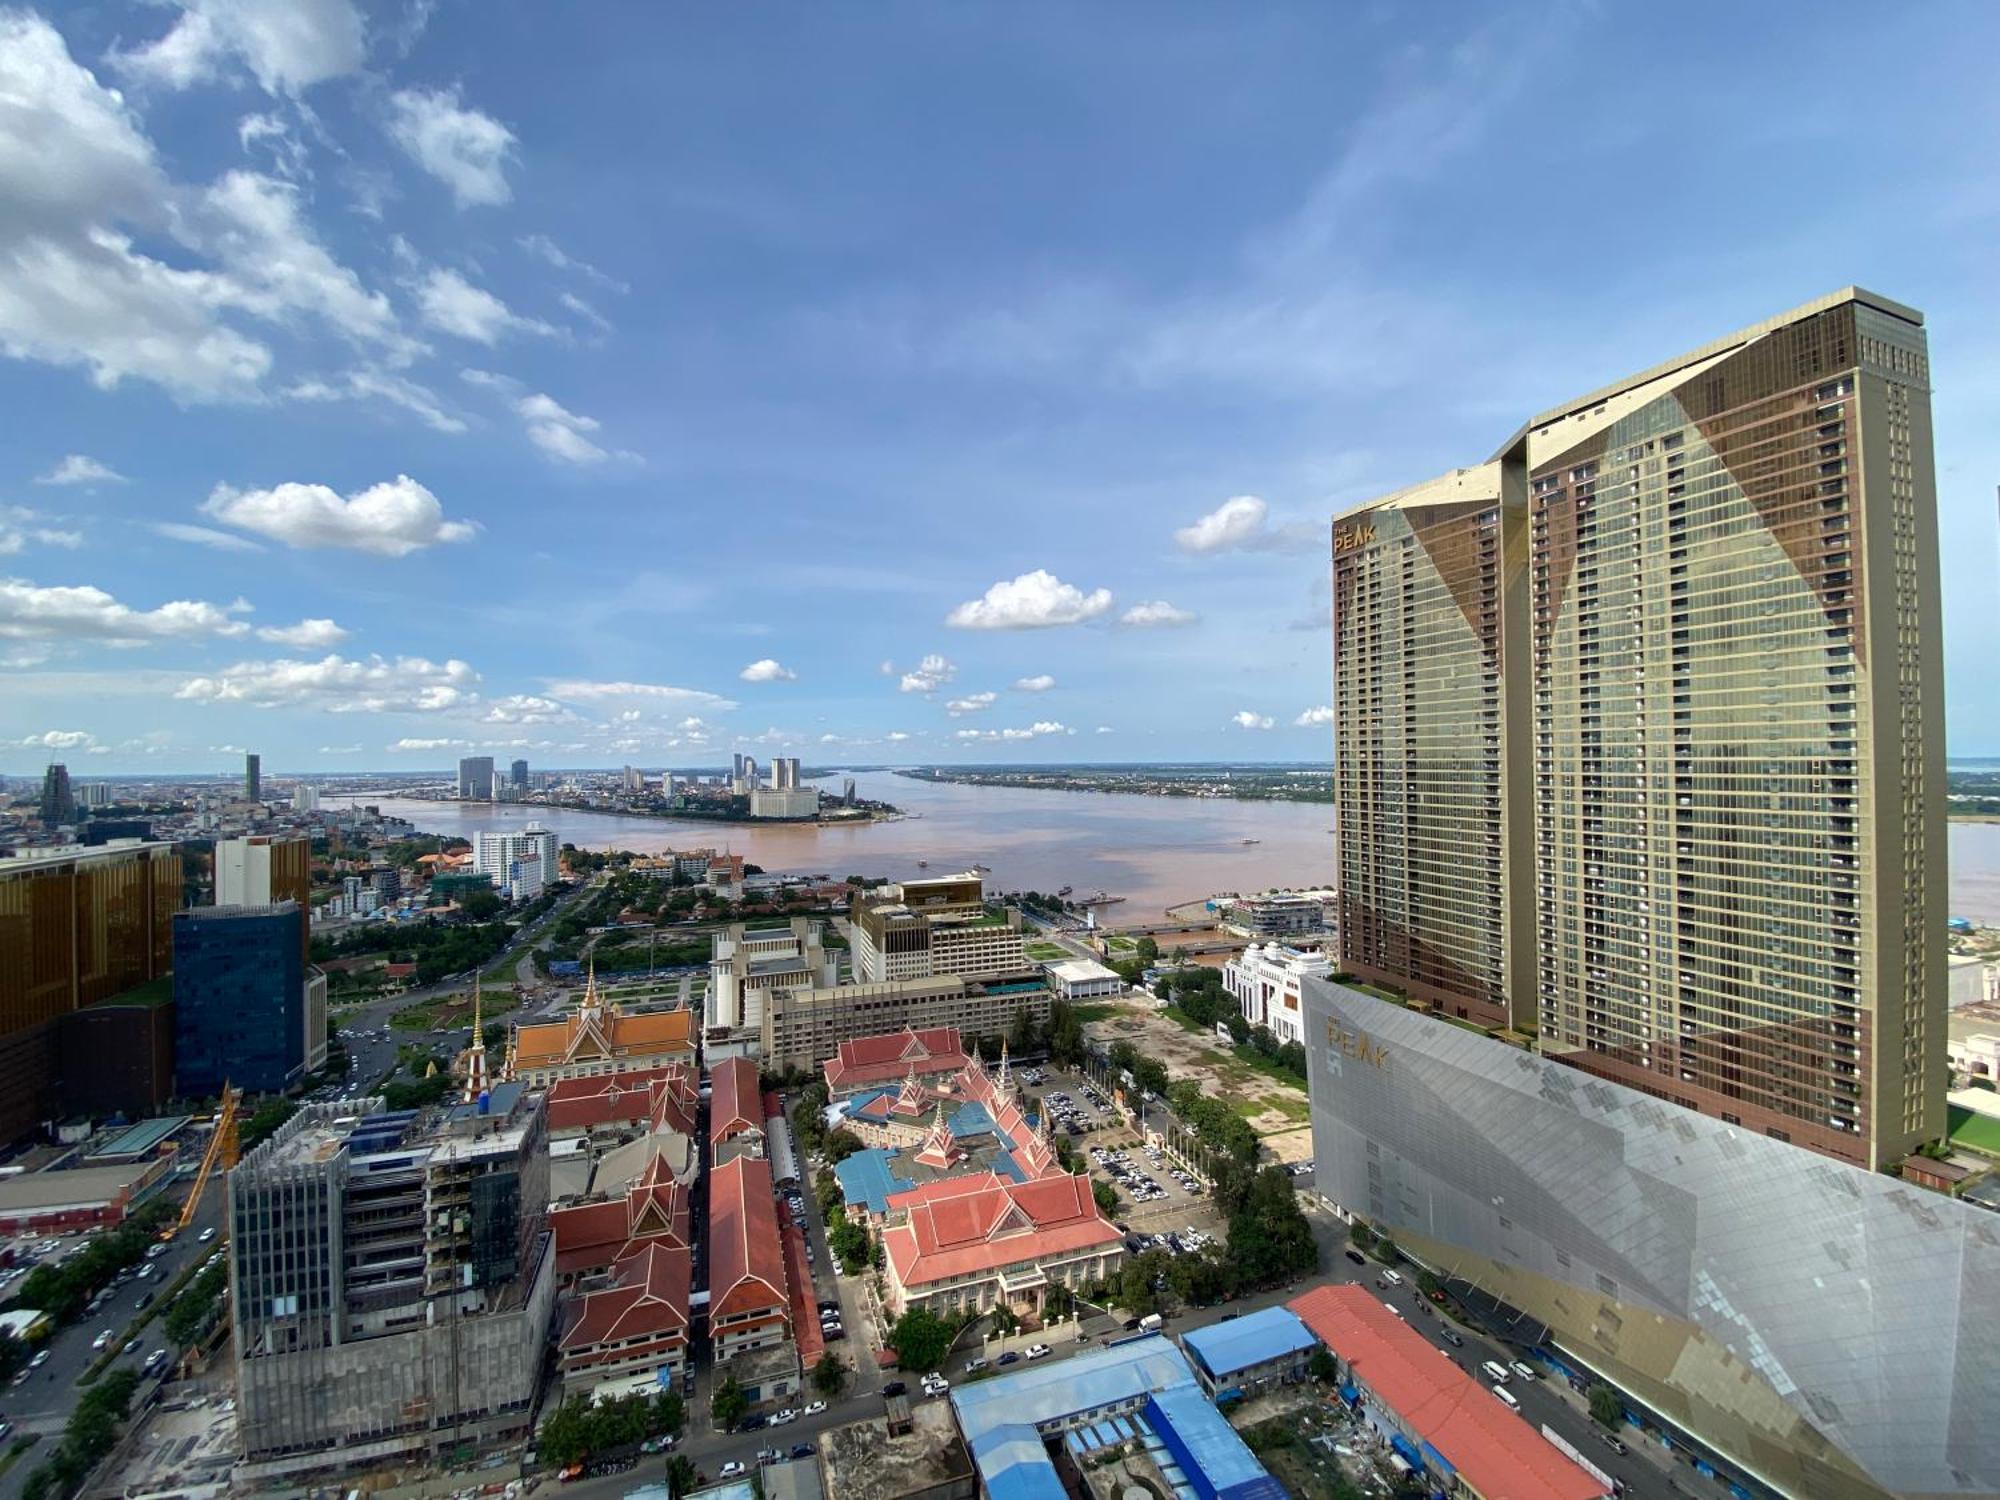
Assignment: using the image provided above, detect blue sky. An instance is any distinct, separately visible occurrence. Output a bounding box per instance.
[2,0,1997,774]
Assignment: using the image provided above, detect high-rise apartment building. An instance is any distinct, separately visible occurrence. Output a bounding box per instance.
[849,873,1026,983]
[472,824,558,900]
[173,904,306,1095]
[1331,288,1944,1170]
[293,783,320,813]
[38,763,75,826]
[216,835,312,968]
[0,842,182,1141]
[244,752,262,802]
[457,755,495,800]
[228,1092,553,1477]
[510,758,529,790]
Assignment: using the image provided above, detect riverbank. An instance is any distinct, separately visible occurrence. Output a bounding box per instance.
[374,793,903,827]
[896,766,1334,805]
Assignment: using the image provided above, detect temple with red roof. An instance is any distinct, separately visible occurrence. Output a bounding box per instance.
[549,1147,691,1285]
[822,1025,971,1097]
[708,1055,766,1165]
[708,1154,793,1363]
[556,1241,692,1394]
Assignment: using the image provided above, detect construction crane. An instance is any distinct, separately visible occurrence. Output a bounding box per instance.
[160,1084,240,1242]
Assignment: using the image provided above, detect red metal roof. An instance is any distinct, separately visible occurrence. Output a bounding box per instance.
[822,1026,969,1092]
[546,1064,696,1133]
[559,1241,690,1351]
[1289,1285,1605,1500]
[707,1154,789,1322]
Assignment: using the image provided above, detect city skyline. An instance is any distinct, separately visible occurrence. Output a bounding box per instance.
[1,5,1999,772]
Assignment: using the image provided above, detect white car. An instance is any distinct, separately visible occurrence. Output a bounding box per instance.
[771,1408,798,1425]
[1024,1343,1052,1361]
[198,1227,217,1244]
[1510,1361,1538,1382]
[921,1375,950,1395]
[803,1400,826,1417]
[718,1461,746,1479]
[92,1329,115,1350]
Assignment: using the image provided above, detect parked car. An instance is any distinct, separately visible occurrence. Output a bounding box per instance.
[964,1357,989,1374]
[92,1329,114,1351]
[882,1381,907,1398]
[996,1352,1020,1367]
[772,1409,798,1425]
[1344,1249,1367,1266]
[1510,1361,1538,1382]
[1024,1344,1052,1361]
[790,1443,813,1460]
[1600,1432,1628,1456]
[719,1461,746,1479]
[803,1400,826,1417]
[1439,1329,1464,1348]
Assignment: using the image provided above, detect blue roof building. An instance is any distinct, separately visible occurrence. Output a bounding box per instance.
[1180,1305,1317,1398]
[834,1146,914,1215]
[950,1334,1281,1500]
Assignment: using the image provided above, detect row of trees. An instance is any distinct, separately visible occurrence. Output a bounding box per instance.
[1092,1164,1318,1316]
[537,1388,683,1466]
[5,1200,174,1327]
[19,1368,141,1500]
[312,916,514,986]
[162,1256,229,1348]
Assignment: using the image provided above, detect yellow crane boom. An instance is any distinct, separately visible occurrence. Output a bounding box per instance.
[161,1085,239,1242]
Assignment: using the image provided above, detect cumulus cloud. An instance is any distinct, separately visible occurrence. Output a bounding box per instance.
[176,653,479,713]
[256,617,347,647]
[885,730,911,742]
[416,267,553,345]
[544,680,737,711]
[0,509,83,555]
[947,570,1112,630]
[739,659,796,683]
[150,522,264,552]
[20,728,94,749]
[36,455,124,486]
[0,579,249,643]
[201,474,475,555]
[386,87,516,208]
[1013,674,1056,692]
[482,694,575,726]
[1232,710,1275,730]
[946,691,997,716]
[317,743,362,754]
[112,0,367,96]
[1120,600,1196,627]
[1175,494,1276,553]
[386,737,467,753]
[953,721,1073,742]
[516,392,609,464]
[897,654,956,694]
[1095,725,1115,734]
[1295,705,1336,727]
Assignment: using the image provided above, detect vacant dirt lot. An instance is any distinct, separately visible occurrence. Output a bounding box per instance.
[1082,1000,1315,1163]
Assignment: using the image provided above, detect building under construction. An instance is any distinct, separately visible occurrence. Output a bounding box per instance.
[226,1087,553,1480]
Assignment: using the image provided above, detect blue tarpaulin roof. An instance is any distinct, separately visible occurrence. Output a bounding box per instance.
[948,1099,998,1137]
[1181,1305,1317,1381]
[1144,1385,1289,1500]
[971,1422,1066,1500]
[833,1147,913,1214]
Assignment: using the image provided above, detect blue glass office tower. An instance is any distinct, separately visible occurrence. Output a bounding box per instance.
[173,902,304,1095]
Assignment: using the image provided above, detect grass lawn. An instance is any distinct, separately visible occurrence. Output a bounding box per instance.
[1947,1104,2000,1157]
[1071,1003,1124,1023]
[1024,942,1068,961]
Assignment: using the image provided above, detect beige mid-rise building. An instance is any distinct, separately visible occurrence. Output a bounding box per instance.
[1332,288,1945,1170]
[849,872,1026,983]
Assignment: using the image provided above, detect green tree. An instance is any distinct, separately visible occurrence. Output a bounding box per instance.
[460,889,504,920]
[664,1455,699,1498]
[1008,1005,1038,1056]
[1134,937,1159,965]
[1589,1384,1624,1429]
[812,1351,849,1396]
[1348,1220,1376,1252]
[0,1328,28,1381]
[538,1395,593,1466]
[885,1307,954,1373]
[1092,1179,1120,1217]
[829,1217,871,1275]
[711,1375,749,1432]
[822,1128,865,1164]
[1046,1000,1086,1068]
[648,1390,685,1438]
[1117,1249,1173,1315]
[1225,1167,1319,1289]
[1309,1347,1339,1384]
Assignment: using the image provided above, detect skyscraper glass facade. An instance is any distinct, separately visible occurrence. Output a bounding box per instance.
[174,903,304,1095]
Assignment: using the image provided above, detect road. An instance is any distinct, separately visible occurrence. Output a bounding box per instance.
[0,1188,225,1500]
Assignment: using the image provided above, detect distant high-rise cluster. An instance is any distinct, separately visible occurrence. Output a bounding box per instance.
[510,757,530,790]
[1329,288,1944,1171]
[37,762,74,826]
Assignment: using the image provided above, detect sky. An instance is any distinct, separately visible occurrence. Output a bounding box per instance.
[2,1,1998,775]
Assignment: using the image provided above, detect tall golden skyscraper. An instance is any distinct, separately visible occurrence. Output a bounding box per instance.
[1332,288,1945,1169]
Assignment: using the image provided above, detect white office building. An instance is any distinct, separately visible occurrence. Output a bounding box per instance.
[748,786,818,820]
[473,823,559,898]
[1222,943,1330,1047]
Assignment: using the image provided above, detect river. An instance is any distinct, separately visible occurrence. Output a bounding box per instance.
[330,771,1334,918]
[329,773,2000,925]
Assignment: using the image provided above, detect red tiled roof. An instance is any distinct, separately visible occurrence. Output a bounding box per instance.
[1289,1285,1604,1500]
[708,1155,789,1322]
[823,1026,968,1092]
[762,1089,784,1123]
[551,1199,629,1277]
[710,1057,764,1147]
[546,1065,693,1132]
[882,1171,1121,1289]
[781,1215,822,1367]
[559,1242,691,1351]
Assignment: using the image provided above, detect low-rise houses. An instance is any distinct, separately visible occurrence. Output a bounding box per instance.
[550,1149,692,1285]
[1222,943,1332,1047]
[545,1063,697,1137]
[1179,1305,1318,1399]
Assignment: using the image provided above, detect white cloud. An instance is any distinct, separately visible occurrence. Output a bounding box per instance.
[1294,705,1336,727]
[176,653,479,713]
[885,730,911,742]
[237,111,307,179]
[1095,725,1115,734]
[1232,710,1275,731]
[284,369,465,433]
[36,454,124,486]
[1013,674,1056,693]
[897,654,956,694]
[19,728,94,749]
[739,658,797,683]
[559,291,611,334]
[878,660,896,676]
[1120,600,1196,628]
[386,87,516,209]
[945,691,997,716]
[112,0,367,95]
[1175,494,1277,553]
[954,720,1073,743]
[317,743,361,754]
[518,233,627,293]
[201,474,476,555]
[946,569,1113,630]
[386,737,467,753]
[482,694,575,726]
[256,617,347,647]
[416,267,552,345]
[517,392,609,464]
[150,521,264,552]
[0,509,84,555]
[545,680,738,711]
[0,579,249,643]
